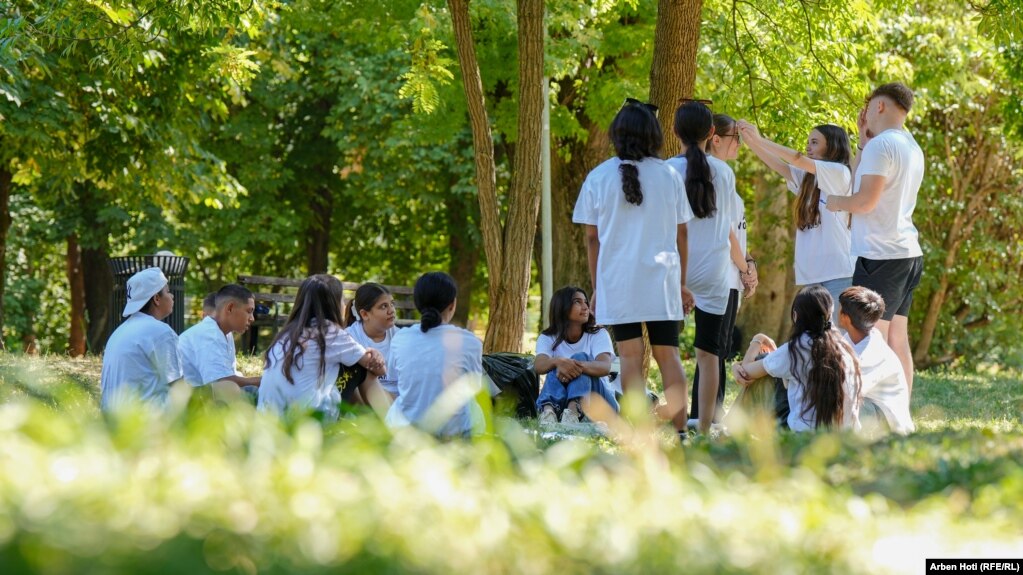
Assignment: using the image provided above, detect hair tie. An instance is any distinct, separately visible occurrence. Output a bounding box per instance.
[620,159,637,166]
[823,320,833,331]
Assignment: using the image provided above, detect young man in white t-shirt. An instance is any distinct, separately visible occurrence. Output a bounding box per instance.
[100,267,184,411]
[825,82,924,397]
[837,286,915,435]
[179,284,261,399]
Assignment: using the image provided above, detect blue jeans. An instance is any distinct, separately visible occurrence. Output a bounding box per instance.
[815,276,853,325]
[536,352,620,414]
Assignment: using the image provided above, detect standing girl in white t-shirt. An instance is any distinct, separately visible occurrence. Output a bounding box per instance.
[535,286,620,425]
[572,98,695,434]
[258,274,388,421]
[732,285,862,432]
[385,272,485,438]
[738,121,854,322]
[666,102,753,434]
[344,283,400,399]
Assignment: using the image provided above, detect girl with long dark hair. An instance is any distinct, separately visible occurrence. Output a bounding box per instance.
[572,98,695,434]
[535,286,619,425]
[732,285,862,431]
[738,121,854,321]
[258,274,387,420]
[385,272,485,437]
[666,102,751,434]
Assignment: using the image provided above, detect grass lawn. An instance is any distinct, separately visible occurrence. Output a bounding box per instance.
[0,352,1021,574]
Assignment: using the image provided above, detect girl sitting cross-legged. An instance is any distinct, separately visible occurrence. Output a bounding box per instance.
[535,286,620,425]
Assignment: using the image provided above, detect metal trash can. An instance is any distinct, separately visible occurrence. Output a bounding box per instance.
[109,254,189,336]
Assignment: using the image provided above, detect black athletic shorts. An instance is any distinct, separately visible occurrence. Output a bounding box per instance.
[853,256,923,320]
[609,320,681,347]
[693,304,734,355]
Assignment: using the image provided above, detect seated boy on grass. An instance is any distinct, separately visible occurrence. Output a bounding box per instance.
[838,286,915,436]
[101,267,183,411]
[179,284,262,399]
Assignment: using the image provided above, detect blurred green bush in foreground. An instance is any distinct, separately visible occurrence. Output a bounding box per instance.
[0,354,1021,574]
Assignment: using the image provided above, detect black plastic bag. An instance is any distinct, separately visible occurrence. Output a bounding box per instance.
[482,353,539,419]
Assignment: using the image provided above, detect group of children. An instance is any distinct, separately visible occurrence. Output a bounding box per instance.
[100,80,923,440]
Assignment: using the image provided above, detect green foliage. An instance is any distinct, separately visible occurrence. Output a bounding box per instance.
[0,355,1022,573]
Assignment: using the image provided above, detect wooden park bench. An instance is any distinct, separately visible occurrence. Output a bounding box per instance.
[237,274,417,353]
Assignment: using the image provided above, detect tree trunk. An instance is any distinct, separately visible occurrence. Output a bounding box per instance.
[649,0,704,158]
[447,191,480,328]
[306,186,332,275]
[67,234,87,356]
[736,170,793,340]
[83,240,113,353]
[0,167,10,344]
[448,0,503,310]
[481,0,545,353]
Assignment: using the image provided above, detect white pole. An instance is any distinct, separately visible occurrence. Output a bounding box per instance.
[541,79,553,328]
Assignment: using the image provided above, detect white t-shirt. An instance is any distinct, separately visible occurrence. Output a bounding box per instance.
[535,328,618,394]
[762,334,861,432]
[666,154,736,315]
[385,324,484,437]
[257,322,367,421]
[572,157,694,325]
[851,128,925,259]
[849,329,915,435]
[787,161,855,284]
[730,187,748,292]
[100,313,183,411]
[347,321,400,395]
[178,316,239,386]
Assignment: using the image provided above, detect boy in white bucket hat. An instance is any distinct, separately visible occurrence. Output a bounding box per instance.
[100,267,184,411]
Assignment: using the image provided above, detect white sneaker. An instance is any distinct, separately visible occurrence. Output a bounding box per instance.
[539,405,559,426]
[561,402,582,424]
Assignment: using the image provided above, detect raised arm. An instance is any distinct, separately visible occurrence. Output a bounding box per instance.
[737,120,815,176]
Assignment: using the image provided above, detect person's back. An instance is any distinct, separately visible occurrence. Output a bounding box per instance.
[179,316,236,387]
[100,268,182,411]
[764,333,861,432]
[851,128,924,259]
[851,329,914,435]
[387,323,483,436]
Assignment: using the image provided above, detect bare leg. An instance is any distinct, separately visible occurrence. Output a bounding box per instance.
[885,315,914,398]
[695,349,719,433]
[615,337,646,396]
[652,344,688,431]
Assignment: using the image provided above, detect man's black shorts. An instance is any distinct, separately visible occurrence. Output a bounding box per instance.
[853,256,923,320]
[609,320,681,347]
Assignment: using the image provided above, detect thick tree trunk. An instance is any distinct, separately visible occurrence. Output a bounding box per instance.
[448,0,503,310]
[649,0,704,158]
[483,0,545,353]
[83,240,113,353]
[447,191,480,328]
[736,171,793,340]
[306,186,332,275]
[0,168,10,344]
[67,234,87,356]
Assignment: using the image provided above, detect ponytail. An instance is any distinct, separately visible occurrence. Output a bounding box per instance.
[413,272,458,333]
[420,307,442,332]
[620,161,642,205]
[795,173,823,231]
[673,101,716,218]
[343,300,357,327]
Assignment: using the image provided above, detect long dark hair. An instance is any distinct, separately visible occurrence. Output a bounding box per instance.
[610,101,663,206]
[344,282,391,327]
[264,274,346,386]
[786,285,861,429]
[541,286,600,350]
[414,272,457,333]
[674,101,716,218]
[795,125,851,230]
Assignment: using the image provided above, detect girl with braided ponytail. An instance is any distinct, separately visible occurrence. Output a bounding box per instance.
[732,285,862,431]
[572,98,695,433]
[384,272,485,437]
[666,101,751,434]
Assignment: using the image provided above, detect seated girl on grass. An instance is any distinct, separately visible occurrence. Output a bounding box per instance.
[385,272,485,438]
[535,286,620,426]
[258,274,388,421]
[732,285,862,432]
[344,283,400,399]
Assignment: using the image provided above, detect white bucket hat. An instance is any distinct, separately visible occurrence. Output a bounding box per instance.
[123,267,169,317]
